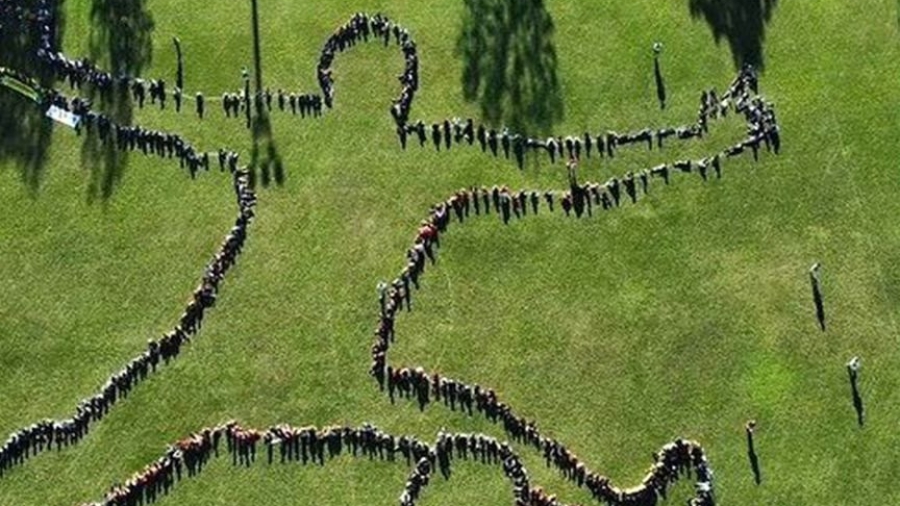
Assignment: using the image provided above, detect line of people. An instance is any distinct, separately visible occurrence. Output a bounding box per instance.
[75,423,447,506]
[0,77,257,481]
[399,63,777,172]
[5,6,765,504]
[366,67,783,506]
[74,418,711,506]
[370,94,780,399]
[367,163,747,504]
[14,0,775,184]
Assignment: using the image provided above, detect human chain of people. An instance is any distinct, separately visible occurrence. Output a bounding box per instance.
[8,5,779,170]
[0,2,786,506]
[75,422,712,506]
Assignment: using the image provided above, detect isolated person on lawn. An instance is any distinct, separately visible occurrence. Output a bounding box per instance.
[847,356,864,427]
[653,42,667,110]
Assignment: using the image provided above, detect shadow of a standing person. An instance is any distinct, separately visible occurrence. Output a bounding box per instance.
[809,262,826,331]
[745,420,762,485]
[652,42,666,110]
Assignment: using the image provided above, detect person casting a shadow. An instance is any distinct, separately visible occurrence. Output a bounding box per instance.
[745,420,761,485]
[847,357,864,427]
[652,42,666,110]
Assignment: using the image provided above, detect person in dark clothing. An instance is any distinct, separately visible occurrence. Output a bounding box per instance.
[567,159,586,218]
[712,154,722,179]
[623,172,637,203]
[432,123,441,151]
[513,136,525,169]
[499,191,511,224]
[195,92,204,119]
[487,130,499,157]
[442,119,452,150]
[415,121,427,147]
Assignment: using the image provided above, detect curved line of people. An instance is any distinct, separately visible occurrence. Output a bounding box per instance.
[366,68,781,506]
[371,72,779,391]
[368,174,722,505]
[398,62,778,171]
[73,419,709,506]
[4,5,771,503]
[0,75,258,481]
[366,163,741,505]
[12,2,778,179]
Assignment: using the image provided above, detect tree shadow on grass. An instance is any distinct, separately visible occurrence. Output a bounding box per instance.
[688,0,778,71]
[0,0,65,194]
[247,0,283,188]
[456,0,564,137]
[83,0,154,202]
[249,110,284,188]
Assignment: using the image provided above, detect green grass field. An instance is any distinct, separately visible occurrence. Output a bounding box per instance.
[1,0,899,505]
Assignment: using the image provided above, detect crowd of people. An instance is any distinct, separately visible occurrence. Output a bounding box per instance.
[367,157,745,503]
[0,72,258,479]
[77,423,435,506]
[367,63,784,506]
[368,174,720,505]
[1,4,803,505]
[397,62,778,171]
[79,423,424,506]
[72,419,713,506]
[372,65,779,389]
[11,2,779,182]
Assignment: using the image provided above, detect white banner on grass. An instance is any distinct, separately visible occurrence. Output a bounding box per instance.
[45,105,82,129]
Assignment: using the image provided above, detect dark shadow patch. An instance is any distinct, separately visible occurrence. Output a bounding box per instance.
[0,0,65,194]
[249,111,284,188]
[247,0,283,188]
[83,0,155,202]
[688,0,777,70]
[456,0,564,136]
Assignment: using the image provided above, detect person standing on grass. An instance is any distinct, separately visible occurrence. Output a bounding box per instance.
[195,92,204,119]
[242,66,251,129]
[745,420,761,484]
[809,262,826,331]
[847,356,864,427]
[376,280,389,317]
[653,42,667,110]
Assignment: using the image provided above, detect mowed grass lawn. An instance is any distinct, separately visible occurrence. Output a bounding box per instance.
[1,0,899,505]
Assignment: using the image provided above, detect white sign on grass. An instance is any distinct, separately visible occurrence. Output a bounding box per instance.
[45,105,82,129]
